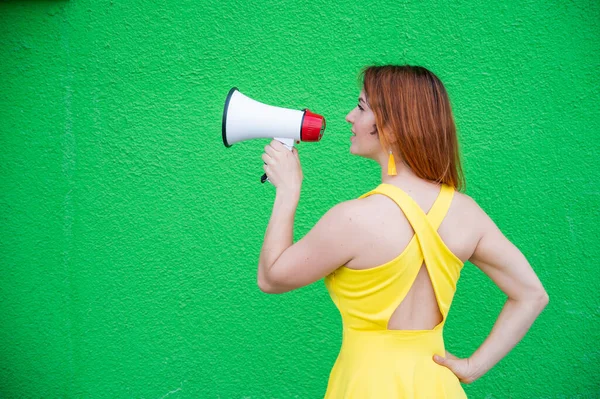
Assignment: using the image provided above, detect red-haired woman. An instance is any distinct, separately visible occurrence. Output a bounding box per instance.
[258,65,548,398]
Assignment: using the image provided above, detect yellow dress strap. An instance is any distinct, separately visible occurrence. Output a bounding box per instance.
[422,184,455,230]
[358,183,454,230]
[358,183,463,321]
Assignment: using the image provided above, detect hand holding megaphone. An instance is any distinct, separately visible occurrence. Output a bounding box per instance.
[260,137,296,184]
[222,87,326,184]
[261,139,304,191]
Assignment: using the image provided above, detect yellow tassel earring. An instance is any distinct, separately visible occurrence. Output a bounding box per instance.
[387,149,397,176]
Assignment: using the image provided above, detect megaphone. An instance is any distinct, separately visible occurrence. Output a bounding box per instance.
[222,87,326,183]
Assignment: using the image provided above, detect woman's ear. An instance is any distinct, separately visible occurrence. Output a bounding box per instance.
[385,128,398,143]
[378,125,398,143]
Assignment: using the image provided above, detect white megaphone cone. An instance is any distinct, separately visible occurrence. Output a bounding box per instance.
[222,87,326,183]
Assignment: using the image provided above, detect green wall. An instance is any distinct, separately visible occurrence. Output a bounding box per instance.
[1,0,598,398]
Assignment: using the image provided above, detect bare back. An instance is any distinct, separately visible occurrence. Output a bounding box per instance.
[343,180,483,331]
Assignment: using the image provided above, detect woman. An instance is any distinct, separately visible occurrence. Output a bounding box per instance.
[257,65,549,398]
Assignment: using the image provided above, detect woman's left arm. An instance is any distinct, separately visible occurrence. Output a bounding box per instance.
[433,198,549,383]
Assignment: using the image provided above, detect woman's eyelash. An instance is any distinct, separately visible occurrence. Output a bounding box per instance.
[357,104,364,111]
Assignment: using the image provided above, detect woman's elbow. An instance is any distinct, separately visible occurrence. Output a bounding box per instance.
[258,278,275,293]
[514,286,549,311]
[537,289,549,308]
[258,276,286,294]
[529,287,549,311]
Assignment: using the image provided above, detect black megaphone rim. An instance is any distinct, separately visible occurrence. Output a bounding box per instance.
[222,87,238,148]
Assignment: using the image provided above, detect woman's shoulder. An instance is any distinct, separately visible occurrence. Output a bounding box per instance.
[450,190,501,247]
[325,197,380,230]
[451,189,480,217]
[336,183,489,225]
[350,184,488,236]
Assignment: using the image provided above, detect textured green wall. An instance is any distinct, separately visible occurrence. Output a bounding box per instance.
[1,0,598,398]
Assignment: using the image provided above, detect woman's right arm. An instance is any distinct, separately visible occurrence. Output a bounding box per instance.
[460,198,549,382]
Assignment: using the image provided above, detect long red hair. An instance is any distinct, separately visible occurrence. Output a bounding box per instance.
[360,65,466,192]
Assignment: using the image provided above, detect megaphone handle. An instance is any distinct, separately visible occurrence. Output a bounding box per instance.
[261,137,295,184]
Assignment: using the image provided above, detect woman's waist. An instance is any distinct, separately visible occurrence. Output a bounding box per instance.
[341,326,446,355]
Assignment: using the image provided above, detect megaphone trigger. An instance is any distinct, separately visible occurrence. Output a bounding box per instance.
[275,137,295,151]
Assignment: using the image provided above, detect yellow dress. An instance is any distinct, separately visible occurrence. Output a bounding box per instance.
[323,183,467,398]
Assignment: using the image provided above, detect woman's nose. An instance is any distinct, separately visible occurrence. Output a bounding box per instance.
[345,110,353,124]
